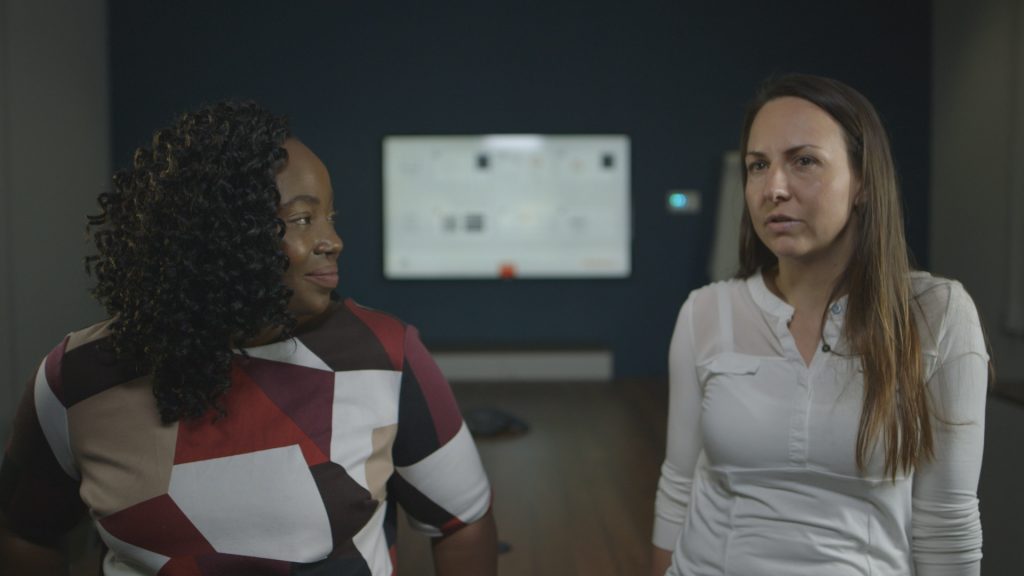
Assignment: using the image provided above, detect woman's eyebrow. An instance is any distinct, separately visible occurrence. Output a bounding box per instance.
[279,194,321,208]
[746,144,824,158]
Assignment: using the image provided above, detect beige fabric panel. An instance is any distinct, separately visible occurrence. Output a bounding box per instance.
[65,319,114,353]
[68,375,178,518]
[365,423,397,502]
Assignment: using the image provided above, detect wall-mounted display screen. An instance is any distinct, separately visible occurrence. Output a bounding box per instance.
[383,135,631,279]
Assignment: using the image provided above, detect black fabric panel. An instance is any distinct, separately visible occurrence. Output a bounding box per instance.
[391,361,440,468]
[387,472,453,533]
[292,555,372,576]
[61,337,146,407]
[195,552,290,575]
[383,493,398,548]
[0,378,86,545]
[309,461,378,556]
[299,303,394,372]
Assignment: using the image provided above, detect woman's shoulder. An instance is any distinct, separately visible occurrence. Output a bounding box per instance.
[910,270,956,294]
[64,317,117,354]
[909,271,977,318]
[341,298,408,325]
[299,298,409,332]
[298,299,412,372]
[673,278,754,343]
[684,277,748,308]
[38,318,147,409]
[909,271,985,355]
[335,298,411,340]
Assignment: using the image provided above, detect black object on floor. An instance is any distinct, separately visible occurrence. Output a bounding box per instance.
[463,407,529,438]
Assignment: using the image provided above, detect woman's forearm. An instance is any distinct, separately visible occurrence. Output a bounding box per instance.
[0,520,68,576]
[651,545,673,576]
[431,509,498,576]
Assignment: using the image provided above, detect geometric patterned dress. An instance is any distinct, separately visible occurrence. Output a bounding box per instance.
[0,299,491,575]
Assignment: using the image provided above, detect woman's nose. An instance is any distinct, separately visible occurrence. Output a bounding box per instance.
[315,228,343,256]
[765,166,790,203]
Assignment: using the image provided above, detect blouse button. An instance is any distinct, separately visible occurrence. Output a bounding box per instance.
[830,302,843,315]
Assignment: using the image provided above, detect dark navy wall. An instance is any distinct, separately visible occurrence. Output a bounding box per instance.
[109,1,931,377]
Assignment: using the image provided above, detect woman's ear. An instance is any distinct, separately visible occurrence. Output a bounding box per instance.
[851,179,865,211]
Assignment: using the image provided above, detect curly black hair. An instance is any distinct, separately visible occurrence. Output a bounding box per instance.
[86,101,294,423]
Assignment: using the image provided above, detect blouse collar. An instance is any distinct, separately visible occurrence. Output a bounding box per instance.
[747,269,793,320]
[746,268,850,322]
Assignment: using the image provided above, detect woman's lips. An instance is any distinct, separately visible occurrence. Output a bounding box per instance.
[765,215,801,233]
[305,268,339,288]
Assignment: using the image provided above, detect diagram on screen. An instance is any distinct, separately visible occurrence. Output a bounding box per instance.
[383,135,631,279]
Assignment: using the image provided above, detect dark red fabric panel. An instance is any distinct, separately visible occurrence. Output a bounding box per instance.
[98,494,215,558]
[157,556,203,576]
[240,356,335,463]
[43,336,70,406]
[174,363,327,466]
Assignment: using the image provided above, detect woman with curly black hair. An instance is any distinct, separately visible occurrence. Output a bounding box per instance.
[0,101,498,575]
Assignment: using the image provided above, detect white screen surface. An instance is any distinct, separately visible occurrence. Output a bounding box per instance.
[383,135,631,279]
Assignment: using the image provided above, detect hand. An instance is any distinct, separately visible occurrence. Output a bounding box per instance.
[651,545,673,576]
[0,514,68,576]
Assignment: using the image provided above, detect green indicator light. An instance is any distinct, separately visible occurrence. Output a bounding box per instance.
[669,193,687,208]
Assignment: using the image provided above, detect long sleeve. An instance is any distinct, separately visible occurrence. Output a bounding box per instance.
[652,297,705,550]
[912,283,988,576]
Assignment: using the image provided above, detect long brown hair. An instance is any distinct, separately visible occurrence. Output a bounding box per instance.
[737,74,930,479]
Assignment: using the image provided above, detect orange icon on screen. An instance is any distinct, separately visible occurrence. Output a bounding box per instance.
[499,263,517,279]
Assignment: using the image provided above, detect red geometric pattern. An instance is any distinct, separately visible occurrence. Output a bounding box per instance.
[404,327,462,445]
[157,557,203,576]
[347,302,405,371]
[98,494,215,558]
[0,299,491,575]
[43,335,70,405]
[174,362,328,467]
[244,355,335,462]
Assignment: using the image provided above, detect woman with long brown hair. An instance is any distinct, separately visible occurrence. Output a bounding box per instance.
[651,74,988,575]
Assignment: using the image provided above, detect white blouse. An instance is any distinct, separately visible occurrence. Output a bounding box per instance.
[654,271,987,576]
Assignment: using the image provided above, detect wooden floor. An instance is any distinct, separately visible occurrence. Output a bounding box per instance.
[398,379,668,576]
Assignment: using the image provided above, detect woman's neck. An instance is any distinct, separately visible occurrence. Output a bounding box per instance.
[769,256,848,313]
[234,305,335,349]
[236,326,285,348]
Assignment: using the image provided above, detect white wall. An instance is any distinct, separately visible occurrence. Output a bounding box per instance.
[932,0,1024,390]
[933,1,1024,573]
[0,0,108,441]
[977,396,1024,571]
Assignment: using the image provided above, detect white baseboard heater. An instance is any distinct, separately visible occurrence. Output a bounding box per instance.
[432,349,613,383]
